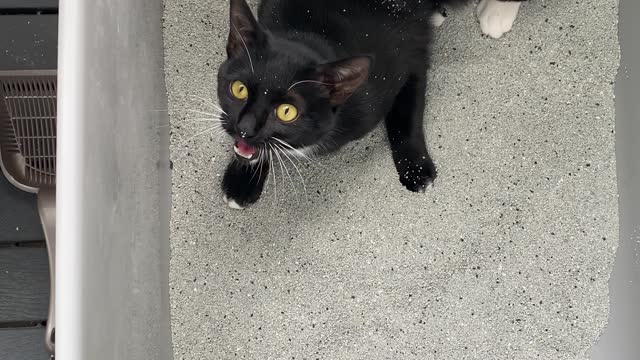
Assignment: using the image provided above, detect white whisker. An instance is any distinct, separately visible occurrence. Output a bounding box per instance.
[232,22,255,74]
[248,148,263,183]
[271,143,292,193]
[287,80,332,91]
[207,103,227,115]
[186,109,224,117]
[170,126,227,164]
[185,118,226,124]
[268,149,277,204]
[214,103,227,112]
[179,126,225,145]
[180,124,225,133]
[189,95,226,114]
[190,95,211,103]
[258,149,266,183]
[272,137,316,164]
[274,142,307,193]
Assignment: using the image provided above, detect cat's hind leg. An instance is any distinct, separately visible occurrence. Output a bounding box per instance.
[477,0,523,39]
[385,74,436,193]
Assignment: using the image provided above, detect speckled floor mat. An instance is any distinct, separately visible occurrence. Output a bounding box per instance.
[164,1,620,358]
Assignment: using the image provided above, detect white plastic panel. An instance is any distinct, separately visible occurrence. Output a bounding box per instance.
[56,0,172,359]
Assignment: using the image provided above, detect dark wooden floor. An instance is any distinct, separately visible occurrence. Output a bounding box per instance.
[0,177,50,359]
[1,1,58,359]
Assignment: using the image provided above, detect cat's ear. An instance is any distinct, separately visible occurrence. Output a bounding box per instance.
[315,56,372,106]
[227,0,262,58]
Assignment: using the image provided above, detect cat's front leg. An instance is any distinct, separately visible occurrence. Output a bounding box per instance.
[477,0,523,39]
[385,74,437,193]
[221,159,269,209]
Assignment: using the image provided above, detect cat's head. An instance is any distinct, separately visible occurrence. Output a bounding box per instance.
[217,0,371,162]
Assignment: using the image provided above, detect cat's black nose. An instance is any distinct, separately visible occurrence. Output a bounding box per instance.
[237,113,258,138]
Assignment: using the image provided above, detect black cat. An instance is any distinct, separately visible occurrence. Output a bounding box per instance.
[217,0,525,209]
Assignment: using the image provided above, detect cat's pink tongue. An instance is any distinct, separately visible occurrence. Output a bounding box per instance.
[234,139,257,159]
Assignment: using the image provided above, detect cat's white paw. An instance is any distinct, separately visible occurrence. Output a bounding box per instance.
[476,0,521,39]
[431,13,447,28]
[223,195,245,210]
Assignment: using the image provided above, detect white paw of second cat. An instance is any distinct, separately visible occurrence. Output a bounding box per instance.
[431,13,447,28]
[477,0,521,39]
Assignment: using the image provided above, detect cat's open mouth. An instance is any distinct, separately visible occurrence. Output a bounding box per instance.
[233,138,258,160]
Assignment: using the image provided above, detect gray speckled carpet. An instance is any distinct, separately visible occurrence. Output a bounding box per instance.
[163,1,620,359]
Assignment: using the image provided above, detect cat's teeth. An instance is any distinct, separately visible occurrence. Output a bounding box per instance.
[234,145,254,159]
[234,139,257,159]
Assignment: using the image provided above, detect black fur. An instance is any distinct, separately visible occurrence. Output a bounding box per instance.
[218,0,523,207]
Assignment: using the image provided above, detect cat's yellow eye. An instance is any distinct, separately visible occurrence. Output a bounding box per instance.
[230,80,249,100]
[276,104,299,122]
